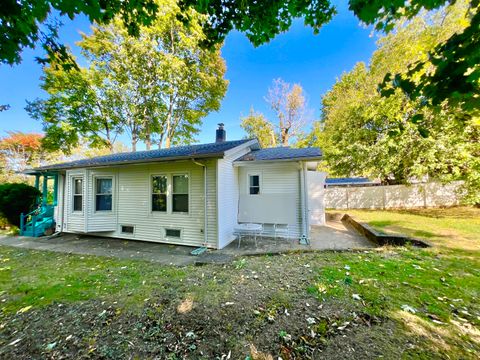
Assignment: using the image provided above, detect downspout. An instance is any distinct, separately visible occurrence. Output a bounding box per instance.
[60,173,66,232]
[299,161,309,242]
[303,162,310,239]
[192,159,208,247]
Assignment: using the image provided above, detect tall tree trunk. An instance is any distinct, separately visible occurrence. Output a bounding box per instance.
[281,128,289,146]
[158,133,164,149]
[145,134,151,150]
[270,130,277,147]
[145,118,151,150]
[106,139,114,153]
[165,99,174,149]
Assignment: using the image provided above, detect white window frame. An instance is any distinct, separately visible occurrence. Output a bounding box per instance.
[72,176,83,213]
[171,173,190,214]
[94,176,114,212]
[151,174,168,213]
[247,173,261,195]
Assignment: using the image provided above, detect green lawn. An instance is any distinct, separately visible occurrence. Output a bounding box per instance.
[342,207,480,252]
[0,207,479,358]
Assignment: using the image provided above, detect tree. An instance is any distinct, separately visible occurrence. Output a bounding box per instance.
[306,2,479,202]
[240,108,276,148]
[1,0,337,66]
[0,183,41,227]
[0,132,45,173]
[240,79,311,147]
[26,56,125,153]
[27,0,228,152]
[178,0,336,47]
[180,1,479,116]
[2,0,478,113]
[0,0,159,65]
[266,78,310,146]
[348,0,480,117]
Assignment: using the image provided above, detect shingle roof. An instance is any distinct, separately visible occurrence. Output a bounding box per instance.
[235,147,322,162]
[32,139,254,171]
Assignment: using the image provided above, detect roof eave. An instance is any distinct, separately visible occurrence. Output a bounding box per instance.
[27,152,226,173]
[233,156,322,166]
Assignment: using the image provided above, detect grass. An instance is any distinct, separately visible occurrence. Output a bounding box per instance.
[0,248,188,313]
[0,206,479,358]
[317,206,480,357]
[341,206,480,251]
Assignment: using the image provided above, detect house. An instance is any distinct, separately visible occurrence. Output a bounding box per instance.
[22,125,325,249]
[325,177,381,188]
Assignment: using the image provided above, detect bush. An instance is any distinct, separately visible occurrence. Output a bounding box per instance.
[0,183,41,227]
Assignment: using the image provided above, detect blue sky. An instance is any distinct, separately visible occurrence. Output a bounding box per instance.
[0,1,377,149]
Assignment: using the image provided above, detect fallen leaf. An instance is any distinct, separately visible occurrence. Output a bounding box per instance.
[17,306,32,314]
[8,338,21,346]
[401,304,417,314]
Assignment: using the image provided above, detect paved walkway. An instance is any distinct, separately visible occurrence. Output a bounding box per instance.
[0,220,374,266]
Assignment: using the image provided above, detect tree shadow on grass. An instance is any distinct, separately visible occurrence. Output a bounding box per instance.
[368,220,396,228]
[393,207,480,220]
[368,221,441,240]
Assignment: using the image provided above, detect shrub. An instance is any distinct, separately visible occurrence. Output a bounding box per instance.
[0,183,41,227]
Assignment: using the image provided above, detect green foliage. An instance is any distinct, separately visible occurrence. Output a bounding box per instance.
[179,0,479,116]
[349,0,480,117]
[240,108,276,148]
[1,0,478,116]
[0,0,158,65]
[26,0,228,153]
[307,2,480,203]
[0,183,41,227]
[179,0,336,47]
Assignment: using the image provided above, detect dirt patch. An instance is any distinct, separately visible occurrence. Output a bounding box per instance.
[1,250,475,359]
[0,251,416,360]
[0,296,412,359]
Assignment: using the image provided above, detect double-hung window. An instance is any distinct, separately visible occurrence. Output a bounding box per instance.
[249,174,260,195]
[95,178,113,211]
[172,175,189,213]
[73,177,83,212]
[152,175,167,212]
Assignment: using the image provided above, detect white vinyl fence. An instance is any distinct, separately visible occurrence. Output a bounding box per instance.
[324,181,463,210]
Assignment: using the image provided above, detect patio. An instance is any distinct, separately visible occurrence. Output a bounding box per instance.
[0,220,375,266]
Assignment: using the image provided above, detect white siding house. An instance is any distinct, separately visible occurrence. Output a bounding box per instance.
[27,126,325,249]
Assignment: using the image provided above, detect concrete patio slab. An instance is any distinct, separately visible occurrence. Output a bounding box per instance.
[0,233,197,266]
[0,220,375,266]
[218,220,375,257]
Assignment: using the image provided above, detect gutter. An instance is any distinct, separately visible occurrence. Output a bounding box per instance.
[192,159,208,247]
[28,152,227,173]
[233,156,322,166]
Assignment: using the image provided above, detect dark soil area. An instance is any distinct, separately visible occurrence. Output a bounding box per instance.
[0,297,406,359]
[0,252,414,359]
